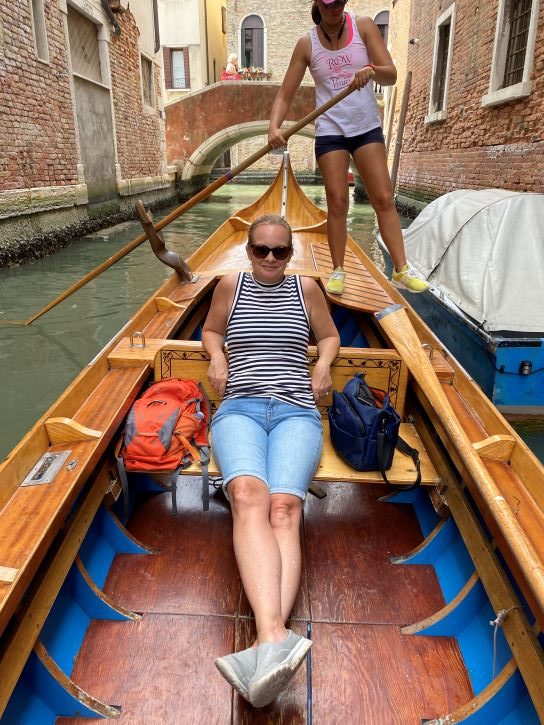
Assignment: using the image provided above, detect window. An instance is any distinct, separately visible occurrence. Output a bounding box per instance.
[241,15,264,68]
[30,0,49,62]
[163,48,190,90]
[67,6,101,83]
[425,4,455,124]
[374,10,389,45]
[141,55,154,106]
[482,0,539,106]
[221,6,227,34]
[503,0,532,86]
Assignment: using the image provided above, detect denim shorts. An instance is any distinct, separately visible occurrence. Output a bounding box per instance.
[315,126,385,159]
[211,397,323,501]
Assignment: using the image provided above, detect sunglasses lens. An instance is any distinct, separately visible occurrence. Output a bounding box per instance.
[272,246,291,260]
[250,245,291,260]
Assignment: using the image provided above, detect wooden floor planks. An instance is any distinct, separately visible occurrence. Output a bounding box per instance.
[59,480,472,724]
[304,483,445,625]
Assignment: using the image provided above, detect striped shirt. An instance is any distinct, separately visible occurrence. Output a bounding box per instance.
[224,272,315,408]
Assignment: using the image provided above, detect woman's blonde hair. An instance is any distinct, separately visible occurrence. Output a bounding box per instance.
[227,52,238,64]
[248,214,293,246]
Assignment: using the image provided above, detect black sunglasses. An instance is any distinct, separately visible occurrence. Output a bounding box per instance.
[248,244,292,260]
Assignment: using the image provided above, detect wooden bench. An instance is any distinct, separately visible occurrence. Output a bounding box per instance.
[149,340,438,489]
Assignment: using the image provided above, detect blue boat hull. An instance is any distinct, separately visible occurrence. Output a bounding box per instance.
[381,253,544,414]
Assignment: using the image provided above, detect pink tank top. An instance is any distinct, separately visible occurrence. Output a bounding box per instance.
[309,13,381,137]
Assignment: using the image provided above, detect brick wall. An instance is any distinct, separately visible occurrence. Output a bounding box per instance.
[389,0,544,201]
[0,2,79,191]
[109,10,164,180]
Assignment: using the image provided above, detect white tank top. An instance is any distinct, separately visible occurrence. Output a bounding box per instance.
[309,13,381,137]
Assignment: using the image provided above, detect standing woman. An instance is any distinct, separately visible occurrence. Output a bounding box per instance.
[203,214,340,707]
[268,0,428,296]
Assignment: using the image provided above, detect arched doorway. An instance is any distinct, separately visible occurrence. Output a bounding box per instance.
[374,10,390,44]
[240,15,264,68]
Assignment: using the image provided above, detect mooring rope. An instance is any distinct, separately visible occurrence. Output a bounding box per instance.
[489,605,523,679]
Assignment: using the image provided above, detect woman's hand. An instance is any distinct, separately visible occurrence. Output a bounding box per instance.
[350,65,375,90]
[311,360,333,402]
[268,126,287,149]
[207,352,229,398]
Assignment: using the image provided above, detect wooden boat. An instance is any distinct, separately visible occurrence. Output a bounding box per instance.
[377,189,544,415]
[1,155,544,724]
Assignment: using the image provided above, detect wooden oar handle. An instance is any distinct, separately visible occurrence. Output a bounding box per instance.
[376,303,544,616]
[17,84,357,326]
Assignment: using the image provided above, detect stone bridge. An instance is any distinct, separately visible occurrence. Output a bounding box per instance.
[165,82,316,195]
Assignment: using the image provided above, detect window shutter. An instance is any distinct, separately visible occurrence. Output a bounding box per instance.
[163,47,173,89]
[183,48,190,89]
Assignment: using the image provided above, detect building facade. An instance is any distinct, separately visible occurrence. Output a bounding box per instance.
[387,0,543,206]
[226,0,390,174]
[0,0,173,263]
[160,0,228,104]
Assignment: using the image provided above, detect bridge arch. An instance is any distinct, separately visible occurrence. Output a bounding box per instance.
[181,121,315,181]
[165,82,316,192]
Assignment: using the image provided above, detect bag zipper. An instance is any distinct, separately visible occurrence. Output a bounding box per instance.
[337,391,366,435]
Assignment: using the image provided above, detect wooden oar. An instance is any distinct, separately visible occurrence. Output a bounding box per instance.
[3,84,357,327]
[376,303,544,615]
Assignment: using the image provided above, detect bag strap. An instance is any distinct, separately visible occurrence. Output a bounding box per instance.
[377,431,421,490]
[199,447,210,511]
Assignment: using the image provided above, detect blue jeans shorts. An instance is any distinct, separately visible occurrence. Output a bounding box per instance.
[211,397,323,501]
[315,126,385,159]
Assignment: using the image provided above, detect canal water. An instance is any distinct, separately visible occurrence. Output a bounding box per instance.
[0,184,542,464]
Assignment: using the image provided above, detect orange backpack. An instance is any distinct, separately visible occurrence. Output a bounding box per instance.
[118,378,211,512]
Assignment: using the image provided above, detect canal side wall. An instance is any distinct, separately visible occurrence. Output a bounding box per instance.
[0,0,176,267]
[387,0,544,204]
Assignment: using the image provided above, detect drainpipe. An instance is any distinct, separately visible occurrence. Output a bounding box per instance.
[100,0,121,35]
[203,0,210,85]
[152,0,160,53]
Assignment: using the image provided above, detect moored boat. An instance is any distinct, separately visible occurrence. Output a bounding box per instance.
[1,157,543,723]
[377,189,544,415]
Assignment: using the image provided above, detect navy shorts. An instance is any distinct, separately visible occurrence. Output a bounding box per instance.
[315,126,385,159]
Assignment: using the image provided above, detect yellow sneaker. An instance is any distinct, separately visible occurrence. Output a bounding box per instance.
[326,267,346,295]
[392,264,429,293]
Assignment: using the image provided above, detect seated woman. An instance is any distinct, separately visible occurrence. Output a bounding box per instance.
[221,52,241,80]
[202,214,340,708]
[225,52,239,74]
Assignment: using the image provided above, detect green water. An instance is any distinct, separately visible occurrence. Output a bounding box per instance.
[0,184,379,461]
[0,184,542,465]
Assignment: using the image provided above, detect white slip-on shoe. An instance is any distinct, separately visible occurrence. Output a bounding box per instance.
[248,630,312,708]
[215,646,257,701]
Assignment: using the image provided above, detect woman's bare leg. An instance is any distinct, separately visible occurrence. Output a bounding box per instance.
[229,476,288,644]
[317,149,351,268]
[352,142,407,271]
[269,493,304,622]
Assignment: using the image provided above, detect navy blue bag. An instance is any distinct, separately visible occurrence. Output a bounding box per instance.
[328,373,421,489]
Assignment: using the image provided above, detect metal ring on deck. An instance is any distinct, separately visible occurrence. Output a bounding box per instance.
[130,331,146,348]
[422,342,434,358]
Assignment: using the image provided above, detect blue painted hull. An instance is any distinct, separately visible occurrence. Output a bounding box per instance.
[381,253,544,414]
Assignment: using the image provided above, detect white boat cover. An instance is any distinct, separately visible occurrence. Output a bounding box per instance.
[395,189,544,333]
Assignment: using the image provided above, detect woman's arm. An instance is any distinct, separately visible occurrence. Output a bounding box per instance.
[352,17,397,89]
[301,277,341,401]
[269,36,311,148]
[202,275,236,398]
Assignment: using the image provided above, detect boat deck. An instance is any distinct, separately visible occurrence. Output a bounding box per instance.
[58,481,472,724]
